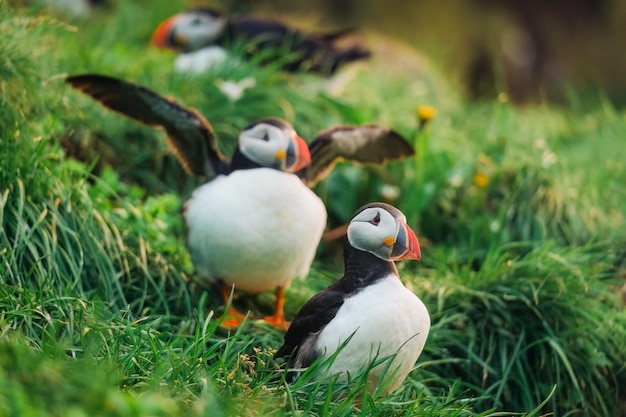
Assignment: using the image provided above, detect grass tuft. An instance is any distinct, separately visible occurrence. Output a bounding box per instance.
[417,242,626,415]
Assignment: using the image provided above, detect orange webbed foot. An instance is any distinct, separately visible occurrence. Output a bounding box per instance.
[261,314,290,330]
[218,284,249,329]
[218,307,248,329]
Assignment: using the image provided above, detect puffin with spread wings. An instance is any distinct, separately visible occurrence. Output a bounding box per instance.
[66,74,413,329]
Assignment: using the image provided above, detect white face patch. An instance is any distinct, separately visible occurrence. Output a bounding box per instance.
[175,12,227,50]
[239,123,291,169]
[347,207,398,260]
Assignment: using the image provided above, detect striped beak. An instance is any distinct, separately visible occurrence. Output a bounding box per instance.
[390,222,421,261]
[151,16,178,49]
[284,134,311,173]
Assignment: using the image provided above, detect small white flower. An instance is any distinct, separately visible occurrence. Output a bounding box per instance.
[541,150,557,168]
[380,184,400,201]
[449,170,464,187]
[216,77,256,101]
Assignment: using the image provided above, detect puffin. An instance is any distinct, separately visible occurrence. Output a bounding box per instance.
[151,8,371,75]
[275,202,430,395]
[65,74,414,329]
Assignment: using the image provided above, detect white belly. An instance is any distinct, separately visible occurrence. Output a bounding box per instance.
[315,276,430,394]
[185,168,327,293]
[174,47,228,73]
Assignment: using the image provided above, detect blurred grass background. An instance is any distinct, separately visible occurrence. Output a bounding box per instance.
[1,0,625,416]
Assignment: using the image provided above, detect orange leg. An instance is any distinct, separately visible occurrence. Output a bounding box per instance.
[218,283,247,329]
[262,286,290,330]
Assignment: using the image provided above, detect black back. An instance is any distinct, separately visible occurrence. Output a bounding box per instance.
[220,15,369,74]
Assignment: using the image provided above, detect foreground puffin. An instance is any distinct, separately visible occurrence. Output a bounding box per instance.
[151,8,371,75]
[275,202,429,394]
[66,74,414,329]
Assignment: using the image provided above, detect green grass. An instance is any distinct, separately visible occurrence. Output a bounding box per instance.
[1,1,626,416]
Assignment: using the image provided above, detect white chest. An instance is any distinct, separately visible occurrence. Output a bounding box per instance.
[174,46,228,73]
[185,168,327,292]
[314,275,430,394]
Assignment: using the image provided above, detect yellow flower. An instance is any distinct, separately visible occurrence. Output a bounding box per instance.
[416,105,437,124]
[474,172,489,189]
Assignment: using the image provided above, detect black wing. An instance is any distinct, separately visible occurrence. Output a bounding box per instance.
[275,289,345,367]
[227,16,294,48]
[66,74,227,179]
[301,124,415,187]
[227,17,369,74]
[229,17,354,47]
[315,27,357,42]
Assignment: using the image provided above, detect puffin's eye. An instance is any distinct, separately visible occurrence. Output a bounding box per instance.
[190,17,202,25]
[261,132,269,141]
[370,212,381,226]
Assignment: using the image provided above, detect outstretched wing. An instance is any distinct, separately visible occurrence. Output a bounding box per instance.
[301,124,414,187]
[66,74,227,179]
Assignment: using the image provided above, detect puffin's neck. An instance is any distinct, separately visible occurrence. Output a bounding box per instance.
[341,239,398,292]
[229,148,267,173]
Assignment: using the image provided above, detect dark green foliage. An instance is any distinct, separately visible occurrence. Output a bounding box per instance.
[421,243,626,415]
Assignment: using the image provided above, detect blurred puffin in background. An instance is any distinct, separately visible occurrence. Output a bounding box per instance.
[275,202,429,394]
[66,74,414,329]
[151,8,371,75]
[31,0,109,16]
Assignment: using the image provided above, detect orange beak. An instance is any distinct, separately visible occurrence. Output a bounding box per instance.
[285,135,311,173]
[391,222,421,261]
[151,16,177,48]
